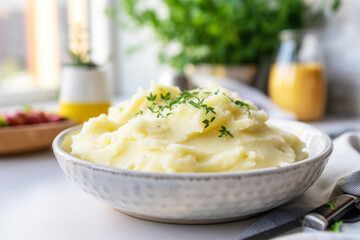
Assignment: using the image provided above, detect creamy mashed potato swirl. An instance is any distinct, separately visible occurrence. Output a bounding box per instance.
[71,83,308,173]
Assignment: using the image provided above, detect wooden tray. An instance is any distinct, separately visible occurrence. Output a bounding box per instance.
[0,120,76,154]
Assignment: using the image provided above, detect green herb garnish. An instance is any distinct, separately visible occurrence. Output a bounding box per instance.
[330,220,342,233]
[160,92,171,101]
[223,93,250,114]
[135,110,143,116]
[203,116,216,129]
[189,98,205,109]
[202,119,210,129]
[235,100,250,110]
[218,126,233,138]
[147,104,155,113]
[206,107,216,114]
[147,92,157,101]
[144,88,218,119]
[147,103,168,118]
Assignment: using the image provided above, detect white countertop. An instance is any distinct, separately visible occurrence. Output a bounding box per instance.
[1,116,359,240]
[0,151,258,240]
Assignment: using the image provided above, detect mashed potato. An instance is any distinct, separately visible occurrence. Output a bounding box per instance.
[71,83,308,173]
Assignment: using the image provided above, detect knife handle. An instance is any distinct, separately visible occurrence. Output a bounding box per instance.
[303,194,357,231]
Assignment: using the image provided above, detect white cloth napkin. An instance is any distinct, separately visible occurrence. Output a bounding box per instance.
[274,132,360,239]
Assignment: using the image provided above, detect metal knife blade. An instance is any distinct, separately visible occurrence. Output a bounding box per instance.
[242,194,358,240]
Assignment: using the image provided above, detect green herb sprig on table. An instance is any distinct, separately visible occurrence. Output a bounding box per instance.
[330,220,343,233]
[324,200,337,210]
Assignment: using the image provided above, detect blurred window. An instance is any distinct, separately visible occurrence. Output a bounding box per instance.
[0,0,65,105]
[0,0,115,105]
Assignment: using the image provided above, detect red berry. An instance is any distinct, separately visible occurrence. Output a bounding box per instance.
[3,112,26,126]
[47,114,65,122]
[27,110,46,124]
[27,114,42,124]
[13,112,27,125]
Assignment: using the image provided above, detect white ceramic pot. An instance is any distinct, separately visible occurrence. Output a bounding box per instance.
[59,66,111,123]
[60,66,111,103]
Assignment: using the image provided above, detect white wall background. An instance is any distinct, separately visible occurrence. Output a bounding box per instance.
[116,27,164,97]
[322,0,360,115]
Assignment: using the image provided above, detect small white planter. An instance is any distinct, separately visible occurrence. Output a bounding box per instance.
[60,66,111,103]
[59,66,111,123]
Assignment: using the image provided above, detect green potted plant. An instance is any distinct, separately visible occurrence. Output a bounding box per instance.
[115,0,340,85]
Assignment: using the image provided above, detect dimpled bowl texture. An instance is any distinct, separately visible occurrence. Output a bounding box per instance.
[52,119,333,224]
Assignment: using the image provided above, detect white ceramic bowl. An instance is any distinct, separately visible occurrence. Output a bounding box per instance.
[52,119,333,224]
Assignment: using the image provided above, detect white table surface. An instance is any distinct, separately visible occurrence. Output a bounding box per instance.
[0,150,261,240]
[1,116,360,240]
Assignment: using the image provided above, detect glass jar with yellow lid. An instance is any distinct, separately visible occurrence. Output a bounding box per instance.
[268,30,327,121]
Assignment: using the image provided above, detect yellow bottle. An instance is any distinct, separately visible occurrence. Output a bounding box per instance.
[268,30,327,121]
[268,63,326,121]
[59,67,111,124]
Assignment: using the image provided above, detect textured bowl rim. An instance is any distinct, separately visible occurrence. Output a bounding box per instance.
[52,119,333,179]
